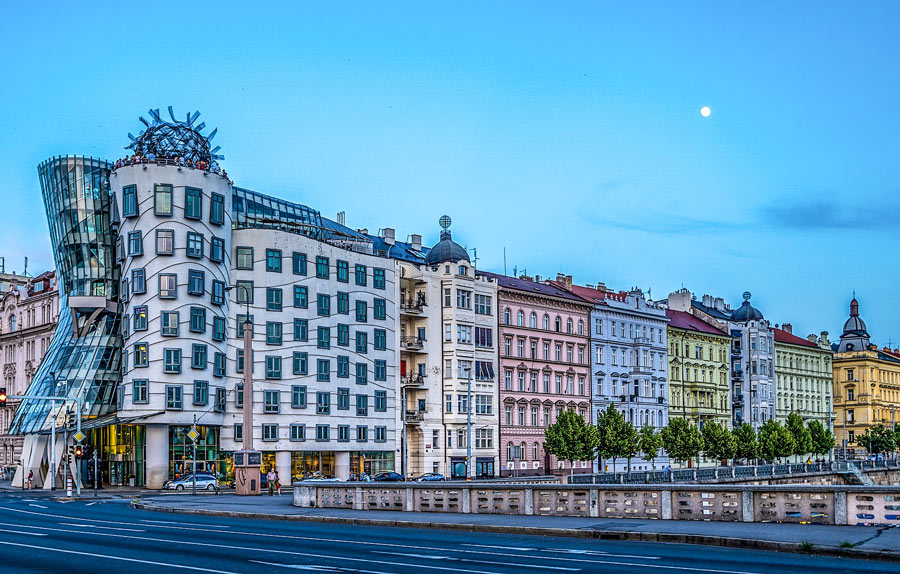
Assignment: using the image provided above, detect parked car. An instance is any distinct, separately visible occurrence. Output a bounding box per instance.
[415,473,446,482]
[372,471,405,482]
[163,473,218,491]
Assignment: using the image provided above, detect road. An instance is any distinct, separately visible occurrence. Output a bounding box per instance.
[0,490,896,574]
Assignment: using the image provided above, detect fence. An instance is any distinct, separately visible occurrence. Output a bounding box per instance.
[293,481,900,525]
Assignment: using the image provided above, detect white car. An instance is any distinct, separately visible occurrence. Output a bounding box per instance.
[163,473,218,491]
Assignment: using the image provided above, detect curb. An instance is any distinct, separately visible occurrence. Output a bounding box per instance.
[130,502,900,563]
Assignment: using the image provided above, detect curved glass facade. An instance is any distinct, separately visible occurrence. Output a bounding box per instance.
[11,156,122,434]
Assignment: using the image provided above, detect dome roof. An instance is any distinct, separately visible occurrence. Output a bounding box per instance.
[842,298,868,336]
[731,291,764,322]
[424,230,470,265]
[127,107,222,165]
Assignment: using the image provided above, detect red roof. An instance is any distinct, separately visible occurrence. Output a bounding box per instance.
[563,283,628,303]
[665,309,728,336]
[773,328,818,348]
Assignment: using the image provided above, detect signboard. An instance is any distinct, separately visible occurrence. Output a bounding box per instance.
[248,451,262,466]
[187,426,200,442]
[73,431,86,443]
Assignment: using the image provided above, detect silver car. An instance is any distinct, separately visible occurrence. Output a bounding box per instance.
[163,473,218,491]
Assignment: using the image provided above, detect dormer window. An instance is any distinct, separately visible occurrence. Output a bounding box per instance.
[458,265,467,276]
[445,265,450,274]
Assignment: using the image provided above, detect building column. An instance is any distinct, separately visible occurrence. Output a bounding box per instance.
[275,451,291,487]
[145,424,169,489]
[12,434,44,488]
[335,451,350,480]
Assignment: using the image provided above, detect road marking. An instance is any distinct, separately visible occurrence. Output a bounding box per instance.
[463,543,659,560]
[252,561,392,574]
[85,502,98,506]
[28,504,47,509]
[464,544,535,551]
[61,523,146,532]
[0,527,48,537]
[371,550,579,571]
[140,518,230,528]
[0,540,241,574]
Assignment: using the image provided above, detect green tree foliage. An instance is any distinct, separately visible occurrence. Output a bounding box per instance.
[856,424,896,457]
[544,409,599,476]
[786,412,813,461]
[595,404,627,471]
[620,420,640,473]
[732,423,759,463]
[660,418,703,468]
[701,421,736,462]
[639,425,663,468]
[758,420,795,462]
[807,420,835,459]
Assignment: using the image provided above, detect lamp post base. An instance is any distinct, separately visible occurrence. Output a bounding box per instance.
[233,450,262,495]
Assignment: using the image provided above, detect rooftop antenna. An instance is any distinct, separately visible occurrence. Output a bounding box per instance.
[23,256,28,277]
[471,247,478,269]
[0,257,4,273]
[503,247,507,276]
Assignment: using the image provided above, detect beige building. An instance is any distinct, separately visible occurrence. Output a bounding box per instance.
[0,271,58,468]
[773,324,833,431]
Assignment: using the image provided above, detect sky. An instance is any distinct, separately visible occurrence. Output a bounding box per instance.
[1,2,898,345]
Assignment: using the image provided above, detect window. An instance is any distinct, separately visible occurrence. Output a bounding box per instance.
[236,281,254,304]
[475,294,492,315]
[212,316,226,341]
[236,246,253,270]
[476,428,493,449]
[316,256,329,278]
[373,298,386,320]
[211,280,225,306]
[159,273,177,299]
[122,185,138,217]
[475,394,492,414]
[446,289,453,308]
[456,289,471,309]
[292,385,307,408]
[166,385,182,409]
[338,425,350,442]
[188,269,205,295]
[317,359,331,381]
[164,348,182,373]
[262,424,278,442]
[133,306,148,331]
[292,252,307,275]
[293,352,308,375]
[131,379,149,404]
[181,186,202,219]
[235,383,244,407]
[337,292,349,314]
[210,237,224,263]
[357,394,368,416]
[374,329,386,350]
[373,268,385,289]
[337,388,350,410]
[356,300,367,322]
[186,231,204,258]
[156,229,174,255]
[374,360,387,381]
[355,264,367,286]
[266,288,282,311]
[215,353,226,378]
[338,355,350,378]
[191,343,207,369]
[517,310,525,326]
[317,294,331,316]
[456,324,472,344]
[154,184,173,216]
[210,193,225,225]
[316,425,329,442]
[234,424,243,442]
[265,355,282,379]
[375,390,387,411]
[337,260,349,282]
[189,307,206,333]
[374,426,386,443]
[293,318,308,341]
[266,249,282,272]
[132,268,146,294]
[193,380,209,405]
[266,322,282,345]
[318,326,331,349]
[356,331,368,354]
[128,231,143,256]
[475,360,494,381]
[356,363,368,385]
[214,387,226,412]
[133,343,148,367]
[291,424,306,441]
[161,311,179,336]
[294,286,308,308]
[264,390,280,413]
[317,392,330,414]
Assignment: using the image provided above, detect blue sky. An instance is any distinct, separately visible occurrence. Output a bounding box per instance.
[1,2,898,345]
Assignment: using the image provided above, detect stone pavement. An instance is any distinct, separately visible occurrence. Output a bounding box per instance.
[133,493,900,560]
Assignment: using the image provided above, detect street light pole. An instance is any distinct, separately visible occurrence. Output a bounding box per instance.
[49,371,57,491]
[467,366,473,480]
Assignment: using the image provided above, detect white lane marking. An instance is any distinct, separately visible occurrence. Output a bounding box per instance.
[372,550,579,571]
[464,544,535,551]
[0,527,48,537]
[0,540,241,574]
[28,504,47,509]
[140,518,230,528]
[463,543,659,561]
[61,523,146,532]
[85,502,97,506]
[252,561,392,574]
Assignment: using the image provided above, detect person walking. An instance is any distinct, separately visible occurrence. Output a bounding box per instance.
[27,470,34,489]
[266,468,276,496]
[275,470,281,495]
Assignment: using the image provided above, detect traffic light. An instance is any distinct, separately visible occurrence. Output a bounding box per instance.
[74,445,84,458]
[0,387,7,406]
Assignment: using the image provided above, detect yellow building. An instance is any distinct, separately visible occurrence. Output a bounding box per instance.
[833,298,900,455]
[773,325,833,431]
[666,309,732,429]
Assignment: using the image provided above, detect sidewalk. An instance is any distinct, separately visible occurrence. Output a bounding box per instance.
[133,493,900,561]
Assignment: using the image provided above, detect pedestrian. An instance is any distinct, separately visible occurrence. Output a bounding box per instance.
[27,469,34,489]
[275,470,281,495]
[266,468,276,496]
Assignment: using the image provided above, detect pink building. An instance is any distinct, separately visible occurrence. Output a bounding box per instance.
[487,273,592,477]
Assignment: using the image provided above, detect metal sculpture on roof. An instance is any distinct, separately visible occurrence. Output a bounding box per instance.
[126,106,222,164]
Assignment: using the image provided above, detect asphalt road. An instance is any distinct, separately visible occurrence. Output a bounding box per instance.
[0,490,897,574]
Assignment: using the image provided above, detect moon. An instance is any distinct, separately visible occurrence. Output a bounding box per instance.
[700,106,711,117]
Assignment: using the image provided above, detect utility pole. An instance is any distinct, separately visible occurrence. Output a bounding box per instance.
[192,414,197,495]
[93,447,98,497]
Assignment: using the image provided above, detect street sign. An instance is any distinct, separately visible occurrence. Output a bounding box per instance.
[73,431,86,443]
[187,426,200,442]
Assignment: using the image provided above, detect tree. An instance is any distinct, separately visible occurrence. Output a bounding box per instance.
[660,418,703,468]
[856,424,896,457]
[786,412,813,462]
[758,420,795,462]
[596,404,627,472]
[639,425,663,470]
[807,420,835,461]
[544,409,598,477]
[701,421,735,464]
[620,421,640,474]
[732,423,759,464]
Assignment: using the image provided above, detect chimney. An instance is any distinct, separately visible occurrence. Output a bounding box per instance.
[383,228,395,245]
[410,234,422,251]
[535,274,542,283]
[782,323,792,334]
[337,211,346,226]
[807,334,817,343]
[555,273,572,290]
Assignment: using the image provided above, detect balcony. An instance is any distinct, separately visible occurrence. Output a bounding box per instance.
[405,410,423,424]
[657,396,665,404]
[400,295,426,315]
[403,374,427,387]
[633,337,651,346]
[618,394,627,402]
[631,365,653,376]
[401,336,425,351]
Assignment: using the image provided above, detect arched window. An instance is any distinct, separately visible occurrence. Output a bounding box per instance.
[520,442,527,460]
[517,310,525,326]
[9,315,16,332]
[566,318,573,334]
[543,314,549,330]
[507,442,514,461]
[577,320,584,335]
[503,308,511,325]
[532,442,539,460]
[555,316,561,332]
[529,312,537,329]
[657,410,663,427]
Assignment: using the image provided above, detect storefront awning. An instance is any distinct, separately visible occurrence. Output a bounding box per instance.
[37,411,166,435]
